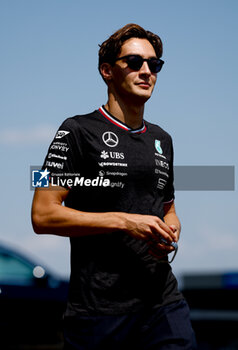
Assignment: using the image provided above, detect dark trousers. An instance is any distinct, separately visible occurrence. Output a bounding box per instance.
[63,299,197,350]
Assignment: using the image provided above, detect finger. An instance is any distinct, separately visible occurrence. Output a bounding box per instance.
[147,240,174,253]
[151,225,175,243]
[169,225,177,232]
[169,225,179,242]
[154,219,177,241]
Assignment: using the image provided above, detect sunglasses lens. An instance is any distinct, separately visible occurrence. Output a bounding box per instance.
[149,59,163,73]
[126,56,143,71]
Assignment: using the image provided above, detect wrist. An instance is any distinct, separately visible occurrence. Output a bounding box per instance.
[114,212,130,232]
[105,212,130,232]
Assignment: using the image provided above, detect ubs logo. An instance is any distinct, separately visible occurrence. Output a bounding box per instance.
[100,150,124,160]
[102,132,119,147]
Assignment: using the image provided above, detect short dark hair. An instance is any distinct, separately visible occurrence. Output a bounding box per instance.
[98,23,163,76]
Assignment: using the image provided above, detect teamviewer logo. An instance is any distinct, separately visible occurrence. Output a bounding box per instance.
[31,168,50,188]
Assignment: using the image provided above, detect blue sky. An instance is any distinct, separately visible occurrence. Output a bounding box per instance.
[0,0,237,280]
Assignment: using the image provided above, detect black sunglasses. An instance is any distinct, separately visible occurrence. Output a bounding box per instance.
[114,55,164,73]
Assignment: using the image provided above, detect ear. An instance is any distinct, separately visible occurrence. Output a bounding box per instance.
[100,63,113,82]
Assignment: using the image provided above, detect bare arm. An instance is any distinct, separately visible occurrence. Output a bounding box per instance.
[31,186,176,244]
[163,201,181,242]
[147,201,181,259]
[31,186,125,236]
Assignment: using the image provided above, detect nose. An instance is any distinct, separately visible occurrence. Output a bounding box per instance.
[139,61,151,75]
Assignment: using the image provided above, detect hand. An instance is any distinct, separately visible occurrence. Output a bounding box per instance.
[123,213,176,244]
[169,224,180,242]
[147,224,179,260]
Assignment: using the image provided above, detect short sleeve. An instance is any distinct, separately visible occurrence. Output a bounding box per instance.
[42,117,84,188]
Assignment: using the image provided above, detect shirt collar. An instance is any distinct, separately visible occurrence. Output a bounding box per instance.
[98,106,147,134]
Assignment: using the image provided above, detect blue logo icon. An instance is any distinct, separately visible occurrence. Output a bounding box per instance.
[32,169,50,188]
[155,140,163,154]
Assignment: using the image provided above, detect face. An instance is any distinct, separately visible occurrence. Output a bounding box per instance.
[104,38,158,104]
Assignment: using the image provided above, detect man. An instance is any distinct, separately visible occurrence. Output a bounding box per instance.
[32,23,196,349]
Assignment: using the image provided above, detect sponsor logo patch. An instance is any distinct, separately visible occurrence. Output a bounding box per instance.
[155,140,163,154]
[100,150,124,160]
[98,162,128,167]
[100,150,109,159]
[45,161,64,169]
[55,130,70,139]
[102,131,119,147]
[50,142,69,152]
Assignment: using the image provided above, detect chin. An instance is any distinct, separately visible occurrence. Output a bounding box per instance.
[135,87,153,99]
[130,94,151,105]
[136,91,152,102]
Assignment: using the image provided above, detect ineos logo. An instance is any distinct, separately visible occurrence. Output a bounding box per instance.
[102,132,119,147]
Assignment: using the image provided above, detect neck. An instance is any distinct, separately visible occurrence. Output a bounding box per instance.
[105,92,145,129]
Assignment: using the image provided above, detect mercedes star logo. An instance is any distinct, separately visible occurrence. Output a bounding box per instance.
[102,131,119,147]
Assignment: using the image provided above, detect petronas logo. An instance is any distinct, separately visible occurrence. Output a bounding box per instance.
[155,140,163,154]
